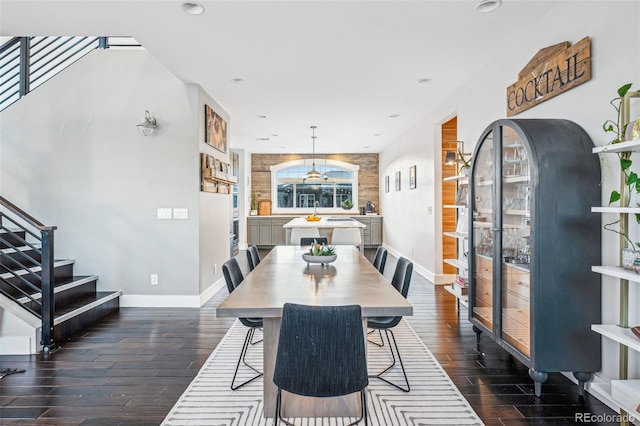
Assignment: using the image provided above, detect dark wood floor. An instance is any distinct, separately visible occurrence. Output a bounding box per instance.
[0,249,617,425]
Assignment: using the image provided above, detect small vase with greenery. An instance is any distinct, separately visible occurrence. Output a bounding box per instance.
[341,199,354,210]
[250,193,258,215]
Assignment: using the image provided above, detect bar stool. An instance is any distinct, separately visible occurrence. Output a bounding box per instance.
[331,227,362,247]
[289,228,320,245]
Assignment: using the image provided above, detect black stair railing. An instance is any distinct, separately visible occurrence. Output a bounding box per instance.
[0,196,57,354]
[0,36,138,111]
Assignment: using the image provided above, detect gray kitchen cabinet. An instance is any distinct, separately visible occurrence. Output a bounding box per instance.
[270,218,290,246]
[247,219,260,246]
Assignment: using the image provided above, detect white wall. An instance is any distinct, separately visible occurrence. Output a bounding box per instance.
[380,0,640,390]
[0,49,231,306]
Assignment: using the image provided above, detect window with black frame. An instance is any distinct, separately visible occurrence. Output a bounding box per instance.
[272,161,359,213]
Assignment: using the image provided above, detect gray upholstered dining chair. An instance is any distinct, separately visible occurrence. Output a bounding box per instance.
[372,246,387,274]
[273,303,369,425]
[299,237,328,246]
[367,257,413,392]
[246,245,261,272]
[222,257,263,390]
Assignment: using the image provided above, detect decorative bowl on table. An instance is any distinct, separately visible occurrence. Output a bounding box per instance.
[302,253,337,265]
[302,242,337,265]
[305,214,321,222]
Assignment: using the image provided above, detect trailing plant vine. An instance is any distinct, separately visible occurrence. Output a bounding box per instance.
[602,83,640,250]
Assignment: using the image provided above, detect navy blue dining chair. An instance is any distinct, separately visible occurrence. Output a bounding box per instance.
[246,245,261,272]
[372,246,387,274]
[273,303,369,425]
[222,257,263,390]
[367,257,413,392]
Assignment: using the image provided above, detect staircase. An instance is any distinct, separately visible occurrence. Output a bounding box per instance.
[0,36,140,111]
[0,197,121,354]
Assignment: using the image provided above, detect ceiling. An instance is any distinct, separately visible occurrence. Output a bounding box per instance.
[0,0,563,154]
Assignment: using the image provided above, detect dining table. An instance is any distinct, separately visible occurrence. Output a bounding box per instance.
[216,245,413,419]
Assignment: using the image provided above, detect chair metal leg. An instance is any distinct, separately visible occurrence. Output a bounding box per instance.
[276,387,368,426]
[369,329,410,392]
[231,327,263,390]
[367,329,385,347]
[250,327,263,345]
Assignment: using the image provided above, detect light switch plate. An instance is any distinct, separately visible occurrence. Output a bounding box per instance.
[173,208,188,219]
[157,208,172,219]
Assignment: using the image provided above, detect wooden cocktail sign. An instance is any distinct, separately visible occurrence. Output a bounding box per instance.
[506,37,591,116]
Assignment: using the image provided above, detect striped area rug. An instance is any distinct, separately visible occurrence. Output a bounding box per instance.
[162,319,483,425]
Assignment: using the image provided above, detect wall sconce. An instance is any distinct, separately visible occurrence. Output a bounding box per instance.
[445,141,471,171]
[136,110,157,136]
[444,151,457,165]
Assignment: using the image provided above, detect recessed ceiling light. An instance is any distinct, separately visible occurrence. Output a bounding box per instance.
[475,0,502,13]
[417,78,432,84]
[258,114,268,119]
[389,114,400,118]
[364,146,371,149]
[230,78,244,84]
[272,134,278,137]
[181,2,205,15]
[280,146,285,149]
[373,133,381,137]
[256,137,270,141]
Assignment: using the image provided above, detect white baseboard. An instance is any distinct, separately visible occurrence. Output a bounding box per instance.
[121,278,226,308]
[0,336,34,355]
[382,244,452,284]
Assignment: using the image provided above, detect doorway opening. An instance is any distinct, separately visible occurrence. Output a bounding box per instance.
[441,117,458,275]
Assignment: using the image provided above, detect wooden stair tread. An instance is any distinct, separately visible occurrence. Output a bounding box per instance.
[54,291,121,317]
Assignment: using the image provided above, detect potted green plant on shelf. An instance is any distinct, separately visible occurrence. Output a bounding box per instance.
[250,192,258,216]
[601,83,640,267]
[341,199,354,210]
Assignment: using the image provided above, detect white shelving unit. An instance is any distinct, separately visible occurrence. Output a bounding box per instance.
[443,170,469,312]
[443,231,468,239]
[444,285,468,308]
[591,130,640,423]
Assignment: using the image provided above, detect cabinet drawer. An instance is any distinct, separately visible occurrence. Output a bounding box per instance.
[476,256,493,281]
[503,265,530,301]
[475,277,493,307]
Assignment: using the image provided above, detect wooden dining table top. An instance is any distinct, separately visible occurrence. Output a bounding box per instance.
[216,245,413,318]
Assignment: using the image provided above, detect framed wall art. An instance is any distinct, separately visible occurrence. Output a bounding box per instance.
[409,165,416,189]
[385,175,390,193]
[205,104,228,153]
[395,171,401,191]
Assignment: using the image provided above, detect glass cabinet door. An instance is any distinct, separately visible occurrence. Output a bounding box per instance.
[500,126,531,357]
[472,131,494,329]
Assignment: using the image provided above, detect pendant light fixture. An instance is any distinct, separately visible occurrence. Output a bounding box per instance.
[306,125,323,179]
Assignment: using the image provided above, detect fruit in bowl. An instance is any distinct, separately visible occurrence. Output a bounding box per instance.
[305,214,321,221]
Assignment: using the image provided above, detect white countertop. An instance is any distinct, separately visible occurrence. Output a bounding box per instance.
[282,216,367,229]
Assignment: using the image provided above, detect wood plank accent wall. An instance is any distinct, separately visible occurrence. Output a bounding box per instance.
[251,153,379,213]
[442,117,458,274]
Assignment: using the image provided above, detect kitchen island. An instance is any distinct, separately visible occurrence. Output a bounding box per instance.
[283,216,366,251]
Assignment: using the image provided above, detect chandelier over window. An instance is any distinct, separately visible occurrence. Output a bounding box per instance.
[305,125,323,180]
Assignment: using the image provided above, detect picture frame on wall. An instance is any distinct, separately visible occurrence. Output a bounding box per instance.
[385,175,390,193]
[395,171,401,191]
[409,165,416,189]
[205,104,228,153]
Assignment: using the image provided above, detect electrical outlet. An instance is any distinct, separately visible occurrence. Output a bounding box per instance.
[214,264,217,274]
[427,206,433,214]
[151,274,158,285]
